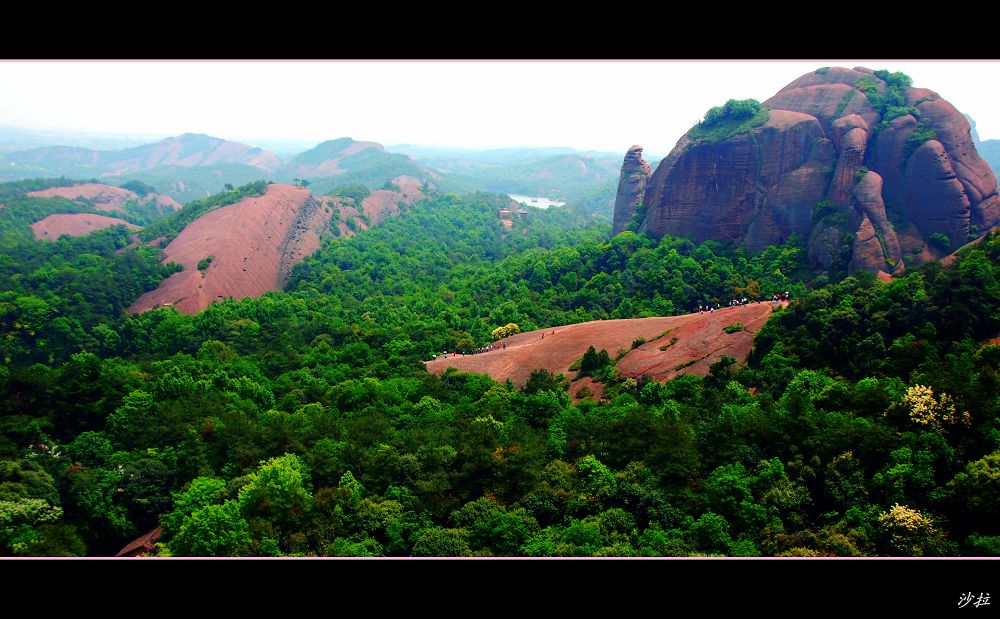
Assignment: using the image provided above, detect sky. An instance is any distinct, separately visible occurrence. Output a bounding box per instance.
[0,60,998,156]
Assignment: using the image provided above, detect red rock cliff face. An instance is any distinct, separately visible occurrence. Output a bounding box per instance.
[627,67,1000,275]
[640,109,830,253]
[612,146,651,235]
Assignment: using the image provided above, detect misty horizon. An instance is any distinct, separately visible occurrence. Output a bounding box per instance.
[2,61,998,156]
[0,125,644,159]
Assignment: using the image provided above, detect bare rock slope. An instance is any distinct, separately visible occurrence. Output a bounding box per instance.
[31,213,139,239]
[425,303,777,399]
[129,178,424,314]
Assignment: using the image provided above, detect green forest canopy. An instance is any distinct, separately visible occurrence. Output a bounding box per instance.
[0,178,998,558]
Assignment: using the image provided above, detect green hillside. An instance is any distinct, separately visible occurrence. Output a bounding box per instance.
[3,170,998,558]
[115,164,273,204]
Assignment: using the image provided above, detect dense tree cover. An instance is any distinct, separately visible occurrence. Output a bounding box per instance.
[753,232,1000,382]
[0,183,998,557]
[286,194,808,357]
[299,150,439,197]
[118,180,156,197]
[331,183,371,205]
[115,164,274,205]
[0,178,166,230]
[0,180,181,362]
[402,146,623,204]
[429,154,620,203]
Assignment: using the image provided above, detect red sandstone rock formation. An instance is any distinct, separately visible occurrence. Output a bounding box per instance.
[31,213,139,239]
[128,184,329,314]
[28,183,181,215]
[128,177,424,315]
[612,145,651,235]
[616,67,1000,276]
[424,303,776,398]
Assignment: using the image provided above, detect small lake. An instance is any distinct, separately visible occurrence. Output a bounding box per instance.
[508,194,567,209]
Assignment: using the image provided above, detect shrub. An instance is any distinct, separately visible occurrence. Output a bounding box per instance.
[333,182,371,204]
[856,71,913,122]
[928,233,951,251]
[834,89,856,119]
[659,337,679,351]
[120,180,156,197]
[491,323,521,340]
[905,123,939,160]
[688,99,769,143]
[577,345,615,382]
[811,200,837,221]
[626,203,648,233]
[580,345,612,373]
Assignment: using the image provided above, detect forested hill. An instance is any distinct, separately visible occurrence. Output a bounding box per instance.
[2,173,1000,558]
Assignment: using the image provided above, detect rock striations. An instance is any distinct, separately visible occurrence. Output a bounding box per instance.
[616,67,1000,276]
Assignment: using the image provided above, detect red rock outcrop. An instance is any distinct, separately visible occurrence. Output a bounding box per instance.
[849,214,886,275]
[424,303,777,397]
[912,97,1000,229]
[850,171,903,274]
[31,213,139,239]
[360,175,426,225]
[129,176,424,315]
[612,145,651,235]
[104,134,280,175]
[867,114,917,203]
[27,183,181,215]
[900,140,971,250]
[128,184,330,314]
[627,67,1000,276]
[640,109,829,252]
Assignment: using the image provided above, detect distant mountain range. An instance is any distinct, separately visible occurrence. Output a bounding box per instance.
[395,145,624,200]
[980,140,1000,177]
[0,133,278,177]
[968,115,1000,180]
[0,131,627,211]
[0,133,433,202]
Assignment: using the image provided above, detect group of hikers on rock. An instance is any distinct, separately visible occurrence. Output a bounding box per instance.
[435,290,799,362]
[470,343,501,355]
[696,291,790,314]
[434,341,507,359]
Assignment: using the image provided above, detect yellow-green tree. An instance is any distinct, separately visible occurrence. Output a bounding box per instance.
[491,323,520,340]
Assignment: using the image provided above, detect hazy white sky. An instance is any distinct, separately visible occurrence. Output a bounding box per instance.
[1,60,998,155]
